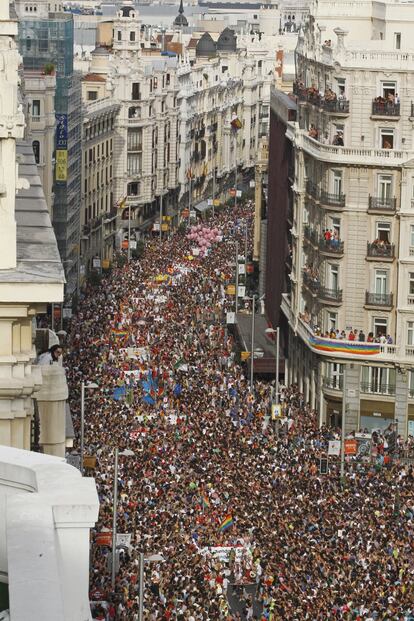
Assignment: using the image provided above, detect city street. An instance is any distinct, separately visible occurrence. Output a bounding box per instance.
[65,204,414,620]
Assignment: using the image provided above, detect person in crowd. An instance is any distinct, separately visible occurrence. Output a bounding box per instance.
[65,202,414,621]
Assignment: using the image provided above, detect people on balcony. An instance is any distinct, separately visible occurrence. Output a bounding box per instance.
[332,131,344,146]
[323,229,340,250]
[370,238,392,255]
[301,311,394,345]
[308,124,319,139]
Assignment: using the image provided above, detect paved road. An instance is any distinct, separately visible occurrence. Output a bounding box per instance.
[227,582,263,620]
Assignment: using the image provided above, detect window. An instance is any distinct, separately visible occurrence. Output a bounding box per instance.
[127,153,142,175]
[335,77,346,96]
[410,225,414,248]
[376,221,391,242]
[330,217,341,238]
[131,83,141,100]
[130,31,135,41]
[408,322,414,345]
[327,362,343,389]
[127,182,140,196]
[87,90,98,101]
[117,30,122,41]
[380,128,394,149]
[32,140,40,164]
[378,174,392,200]
[329,264,339,290]
[128,106,141,119]
[361,366,395,394]
[31,99,40,117]
[327,311,338,331]
[409,371,414,398]
[394,33,401,50]
[127,129,142,151]
[381,81,396,99]
[332,170,342,195]
[375,269,388,294]
[409,272,414,295]
[373,317,388,338]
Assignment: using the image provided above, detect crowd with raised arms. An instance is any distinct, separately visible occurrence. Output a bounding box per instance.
[64,203,414,621]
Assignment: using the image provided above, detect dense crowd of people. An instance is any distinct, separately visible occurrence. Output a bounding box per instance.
[64,203,414,620]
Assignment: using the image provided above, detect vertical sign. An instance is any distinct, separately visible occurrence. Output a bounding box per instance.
[55,114,68,182]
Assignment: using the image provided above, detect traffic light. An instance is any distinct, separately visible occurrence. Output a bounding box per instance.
[319,458,329,474]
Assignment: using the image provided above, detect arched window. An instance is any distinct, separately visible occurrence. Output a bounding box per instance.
[32,140,40,164]
[26,36,31,51]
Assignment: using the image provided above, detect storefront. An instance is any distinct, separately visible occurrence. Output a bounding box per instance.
[360,399,395,432]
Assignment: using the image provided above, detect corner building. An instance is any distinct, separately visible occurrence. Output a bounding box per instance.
[270,0,414,437]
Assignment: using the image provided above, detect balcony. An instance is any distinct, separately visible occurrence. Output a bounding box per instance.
[320,190,346,210]
[323,376,343,391]
[366,242,395,261]
[281,296,400,363]
[292,82,308,101]
[302,270,320,295]
[306,180,319,200]
[371,100,400,117]
[360,382,396,396]
[368,196,397,213]
[365,291,393,308]
[321,99,350,115]
[318,238,345,256]
[303,225,318,246]
[295,131,410,167]
[318,286,343,304]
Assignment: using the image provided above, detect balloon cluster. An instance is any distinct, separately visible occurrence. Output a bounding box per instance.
[187,225,222,257]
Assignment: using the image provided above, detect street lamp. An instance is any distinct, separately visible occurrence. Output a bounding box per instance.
[111,448,136,589]
[138,552,165,621]
[244,294,265,389]
[265,327,280,407]
[80,381,99,475]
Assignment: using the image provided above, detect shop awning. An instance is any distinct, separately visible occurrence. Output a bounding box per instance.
[234,312,284,375]
[194,200,210,213]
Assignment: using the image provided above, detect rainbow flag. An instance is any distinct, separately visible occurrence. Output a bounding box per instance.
[219,514,234,532]
[309,336,381,356]
[112,328,128,337]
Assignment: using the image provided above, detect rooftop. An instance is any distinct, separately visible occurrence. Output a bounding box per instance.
[0,142,65,287]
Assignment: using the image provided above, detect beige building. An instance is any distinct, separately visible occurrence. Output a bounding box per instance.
[80,96,120,272]
[277,0,414,437]
[0,3,65,451]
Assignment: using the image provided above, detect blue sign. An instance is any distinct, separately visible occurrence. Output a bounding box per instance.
[55,114,68,149]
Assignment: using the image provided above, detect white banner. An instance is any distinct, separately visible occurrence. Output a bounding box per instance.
[328,440,341,456]
[226,312,236,324]
[116,533,132,549]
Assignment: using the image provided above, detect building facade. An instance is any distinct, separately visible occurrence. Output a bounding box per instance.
[269,0,414,437]
[23,69,56,215]
[16,0,82,301]
[80,97,120,273]
[0,3,65,450]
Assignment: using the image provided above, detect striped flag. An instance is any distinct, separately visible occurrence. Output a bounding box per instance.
[219,514,234,532]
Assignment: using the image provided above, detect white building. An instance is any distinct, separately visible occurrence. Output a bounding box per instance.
[274,0,414,436]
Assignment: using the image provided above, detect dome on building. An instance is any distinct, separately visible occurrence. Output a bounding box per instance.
[216,27,236,52]
[174,0,188,27]
[196,32,216,58]
[120,0,134,17]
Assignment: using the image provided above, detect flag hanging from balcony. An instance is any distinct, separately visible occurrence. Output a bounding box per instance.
[230,117,242,130]
[186,168,193,180]
[116,196,127,210]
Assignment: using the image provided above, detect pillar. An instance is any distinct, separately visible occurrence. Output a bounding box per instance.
[395,369,409,438]
[36,365,69,457]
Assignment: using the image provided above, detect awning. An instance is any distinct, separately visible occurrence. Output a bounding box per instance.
[194,200,210,213]
[234,312,285,375]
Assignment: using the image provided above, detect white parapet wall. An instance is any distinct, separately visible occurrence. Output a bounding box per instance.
[0,446,99,621]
